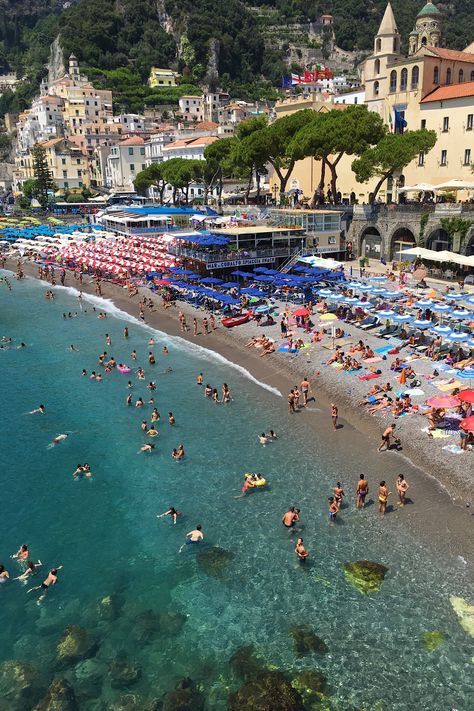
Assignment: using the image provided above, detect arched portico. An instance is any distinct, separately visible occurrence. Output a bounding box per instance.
[426,227,452,252]
[389,225,416,261]
[359,226,382,259]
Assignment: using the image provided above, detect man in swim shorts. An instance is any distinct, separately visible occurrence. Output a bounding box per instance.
[179,525,203,552]
[28,566,63,601]
[300,377,310,406]
[356,476,369,509]
[328,497,338,523]
[295,538,309,562]
[282,507,299,529]
[378,423,396,452]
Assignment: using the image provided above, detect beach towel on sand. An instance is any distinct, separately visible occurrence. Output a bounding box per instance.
[364,357,383,364]
[442,444,465,454]
[359,373,381,381]
[437,381,462,392]
[375,345,392,355]
[422,427,452,438]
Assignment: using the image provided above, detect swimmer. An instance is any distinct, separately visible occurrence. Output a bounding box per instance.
[267,430,278,439]
[179,525,203,552]
[204,384,212,397]
[141,420,148,432]
[127,381,133,389]
[328,497,338,523]
[378,480,391,515]
[12,544,29,562]
[135,398,144,408]
[171,448,183,461]
[69,345,78,352]
[148,352,155,365]
[0,564,10,583]
[28,405,45,415]
[295,538,309,562]
[48,433,68,448]
[148,338,155,346]
[28,565,63,602]
[162,346,169,355]
[140,443,155,453]
[282,507,299,529]
[131,350,137,361]
[90,371,97,380]
[157,507,181,524]
[151,409,160,422]
[124,327,129,338]
[334,482,344,508]
[259,433,268,446]
[126,393,132,406]
[82,369,87,377]
[105,334,111,346]
[147,425,159,438]
[168,412,175,425]
[12,560,42,582]
[356,476,369,509]
[212,388,220,403]
[197,373,203,386]
[147,381,156,391]
[95,373,102,381]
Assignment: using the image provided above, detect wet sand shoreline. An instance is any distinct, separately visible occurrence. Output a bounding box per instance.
[4,260,474,570]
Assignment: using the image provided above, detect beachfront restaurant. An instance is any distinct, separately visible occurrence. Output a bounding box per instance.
[267,208,345,259]
[168,225,306,275]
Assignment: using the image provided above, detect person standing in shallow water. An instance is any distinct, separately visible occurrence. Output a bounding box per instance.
[356,476,369,509]
[295,538,309,562]
[378,481,391,514]
[396,473,409,507]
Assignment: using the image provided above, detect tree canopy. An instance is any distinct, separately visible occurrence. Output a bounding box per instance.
[31,144,56,208]
[351,129,437,203]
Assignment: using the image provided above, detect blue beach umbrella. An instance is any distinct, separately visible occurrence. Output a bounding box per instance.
[347,281,363,289]
[431,303,452,313]
[445,331,469,342]
[457,368,474,380]
[450,308,471,318]
[412,319,432,329]
[466,339,474,349]
[376,309,395,318]
[354,300,374,309]
[414,299,433,308]
[200,277,223,284]
[447,293,464,300]
[255,305,271,314]
[372,287,388,294]
[431,325,451,335]
[254,275,274,282]
[342,297,359,304]
[466,297,474,305]
[392,313,413,323]
[358,284,374,292]
[370,275,386,281]
[318,289,334,297]
[220,282,239,289]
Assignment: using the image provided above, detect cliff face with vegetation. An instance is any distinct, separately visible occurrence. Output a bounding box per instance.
[0,0,472,116]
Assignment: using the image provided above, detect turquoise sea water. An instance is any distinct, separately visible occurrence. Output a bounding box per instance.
[0,275,473,710]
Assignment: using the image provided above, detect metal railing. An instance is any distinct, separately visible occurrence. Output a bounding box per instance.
[168,245,301,263]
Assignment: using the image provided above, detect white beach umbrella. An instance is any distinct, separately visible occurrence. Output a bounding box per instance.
[414,298,433,308]
[450,308,471,318]
[376,309,395,318]
[445,331,469,342]
[434,179,474,191]
[432,325,452,335]
[431,303,452,313]
[412,319,432,328]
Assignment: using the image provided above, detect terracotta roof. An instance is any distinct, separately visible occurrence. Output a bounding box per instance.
[119,135,145,146]
[194,121,219,130]
[420,81,474,102]
[426,46,474,63]
[163,136,218,151]
[40,138,64,148]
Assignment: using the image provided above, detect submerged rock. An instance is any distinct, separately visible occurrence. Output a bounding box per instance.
[131,610,161,644]
[289,625,328,656]
[74,657,107,698]
[162,677,204,711]
[291,669,327,702]
[33,678,78,711]
[450,596,474,637]
[107,693,146,711]
[196,546,235,579]
[0,660,44,711]
[158,610,187,636]
[109,657,141,689]
[57,625,97,665]
[343,561,388,594]
[420,631,445,652]
[229,670,304,711]
[229,645,266,680]
[97,594,122,622]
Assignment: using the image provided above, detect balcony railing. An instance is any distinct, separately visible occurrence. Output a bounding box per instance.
[168,245,304,263]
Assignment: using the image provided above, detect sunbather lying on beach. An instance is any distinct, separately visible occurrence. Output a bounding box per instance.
[422,407,446,430]
[367,396,392,414]
[326,349,343,365]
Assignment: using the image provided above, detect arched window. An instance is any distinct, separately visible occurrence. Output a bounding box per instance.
[373,81,380,97]
[376,38,381,52]
[400,68,408,90]
[459,69,464,83]
[433,66,439,84]
[471,70,474,81]
[411,65,419,89]
[393,38,399,53]
[375,59,380,74]
[421,36,427,46]
[389,70,397,92]
[446,68,452,84]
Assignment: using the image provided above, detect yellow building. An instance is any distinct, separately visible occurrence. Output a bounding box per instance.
[41,137,90,192]
[271,2,474,204]
[148,67,179,88]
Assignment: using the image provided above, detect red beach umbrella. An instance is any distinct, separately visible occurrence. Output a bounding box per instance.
[460,416,474,432]
[293,307,310,317]
[425,395,460,408]
[457,390,474,404]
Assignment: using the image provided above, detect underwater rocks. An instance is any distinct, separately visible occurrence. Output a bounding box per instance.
[107,693,146,711]
[158,611,187,636]
[97,594,123,622]
[229,670,305,711]
[291,670,327,705]
[33,678,78,711]
[131,609,187,645]
[162,677,204,711]
[57,625,98,665]
[196,546,235,579]
[229,645,266,680]
[420,631,445,652]
[450,596,474,638]
[0,660,45,711]
[343,561,388,594]
[289,625,328,657]
[109,657,141,689]
[74,657,108,698]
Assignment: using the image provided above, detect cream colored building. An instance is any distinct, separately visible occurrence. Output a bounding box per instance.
[270,2,474,204]
[148,67,179,88]
[41,137,90,191]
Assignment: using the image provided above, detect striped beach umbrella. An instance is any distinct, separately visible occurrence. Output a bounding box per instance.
[412,319,432,328]
[458,370,474,383]
[431,325,451,335]
[450,308,471,318]
[447,293,464,300]
[445,331,469,342]
[392,313,412,323]
[376,309,395,318]
[414,299,433,308]
[431,303,452,313]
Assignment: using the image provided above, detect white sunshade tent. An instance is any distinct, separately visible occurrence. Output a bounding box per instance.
[299,255,343,270]
[398,183,436,193]
[401,247,474,267]
[434,179,474,191]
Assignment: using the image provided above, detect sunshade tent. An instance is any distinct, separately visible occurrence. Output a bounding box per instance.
[458,390,474,403]
[426,395,460,408]
[293,307,310,317]
[398,183,436,192]
[434,179,474,191]
[460,415,474,431]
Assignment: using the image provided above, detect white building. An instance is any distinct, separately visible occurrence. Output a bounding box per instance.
[333,89,366,105]
[178,95,203,121]
[144,130,176,165]
[108,114,146,132]
[106,136,147,190]
[161,135,219,161]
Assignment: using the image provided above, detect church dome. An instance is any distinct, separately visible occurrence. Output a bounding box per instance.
[417,2,441,18]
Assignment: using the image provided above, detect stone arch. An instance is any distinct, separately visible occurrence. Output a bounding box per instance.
[425,226,452,252]
[358,226,382,259]
[464,227,474,256]
[388,225,416,261]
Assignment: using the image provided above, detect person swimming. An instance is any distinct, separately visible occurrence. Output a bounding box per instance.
[140,443,155,453]
[328,497,338,522]
[48,434,68,449]
[28,565,63,603]
[157,507,181,524]
[12,560,42,583]
[179,525,203,553]
[28,405,45,415]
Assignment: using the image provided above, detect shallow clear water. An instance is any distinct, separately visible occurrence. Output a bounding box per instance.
[0,276,473,710]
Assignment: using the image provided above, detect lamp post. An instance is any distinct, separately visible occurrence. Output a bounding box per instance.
[272,182,278,205]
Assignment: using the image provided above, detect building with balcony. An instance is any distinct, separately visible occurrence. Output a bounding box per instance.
[106,136,147,190]
[148,67,179,88]
[267,209,344,257]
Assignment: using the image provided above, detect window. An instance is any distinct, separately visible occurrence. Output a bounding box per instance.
[63,170,67,178]
[400,68,408,90]
[64,182,68,189]
[411,65,419,89]
[418,151,425,166]
[459,69,464,83]
[77,170,82,177]
[375,59,380,74]
[446,68,452,84]
[140,147,145,155]
[442,116,449,132]
[373,81,379,97]
[471,71,474,81]
[389,70,397,92]
[62,158,66,165]
[440,150,447,166]
[128,147,134,155]
[433,66,439,84]
[376,38,381,52]
[421,119,426,129]
[467,114,473,131]
[464,149,471,165]
[393,37,398,53]
[354,97,358,104]
[130,164,135,172]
